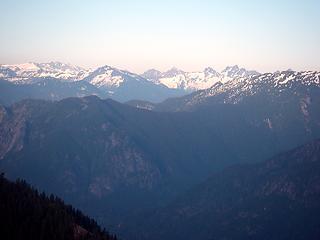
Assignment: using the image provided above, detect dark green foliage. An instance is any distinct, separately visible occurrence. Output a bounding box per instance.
[0,174,116,240]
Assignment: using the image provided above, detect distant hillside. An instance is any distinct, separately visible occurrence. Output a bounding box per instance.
[0,173,117,240]
[135,139,320,240]
[1,94,319,238]
[0,78,108,106]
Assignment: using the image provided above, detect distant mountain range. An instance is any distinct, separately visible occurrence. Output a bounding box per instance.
[82,65,185,102]
[0,62,90,82]
[4,61,314,105]
[1,61,320,239]
[184,69,320,106]
[0,62,187,103]
[1,66,320,238]
[141,65,260,91]
[0,62,262,103]
[129,69,320,112]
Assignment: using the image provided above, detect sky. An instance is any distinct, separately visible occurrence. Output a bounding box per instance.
[0,0,319,73]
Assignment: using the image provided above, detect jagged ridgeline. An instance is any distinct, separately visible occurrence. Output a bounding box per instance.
[0,174,117,240]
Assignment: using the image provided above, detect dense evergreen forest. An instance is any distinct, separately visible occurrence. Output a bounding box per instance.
[0,173,117,240]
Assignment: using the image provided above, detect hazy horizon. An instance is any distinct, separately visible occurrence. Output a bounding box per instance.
[1,0,319,73]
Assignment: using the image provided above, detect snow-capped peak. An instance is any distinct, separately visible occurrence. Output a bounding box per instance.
[38,61,84,73]
[203,67,220,77]
[204,67,216,74]
[83,65,150,90]
[186,70,320,107]
[222,65,259,78]
[3,62,40,72]
[83,65,123,89]
[141,69,162,83]
[141,65,259,91]
[0,61,90,82]
[162,67,185,78]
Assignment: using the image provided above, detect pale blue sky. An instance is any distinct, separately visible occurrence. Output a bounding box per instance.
[0,0,319,73]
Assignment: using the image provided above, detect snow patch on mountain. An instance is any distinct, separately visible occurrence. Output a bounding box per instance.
[142,65,260,91]
[0,61,90,82]
[89,68,124,88]
[83,65,150,89]
[185,70,320,107]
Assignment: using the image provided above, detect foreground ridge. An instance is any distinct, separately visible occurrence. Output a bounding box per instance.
[0,174,117,240]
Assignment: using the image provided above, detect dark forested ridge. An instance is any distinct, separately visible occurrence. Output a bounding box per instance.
[0,90,320,238]
[134,139,320,240]
[0,174,117,240]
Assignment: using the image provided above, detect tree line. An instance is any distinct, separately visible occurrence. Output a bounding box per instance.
[0,173,117,240]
